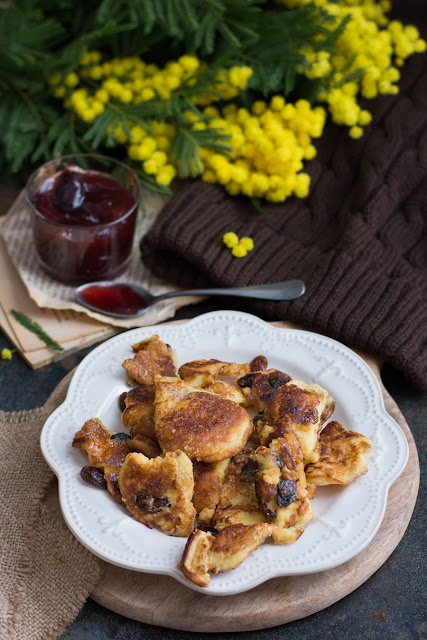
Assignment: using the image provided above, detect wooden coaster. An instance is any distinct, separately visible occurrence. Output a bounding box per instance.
[43,322,419,632]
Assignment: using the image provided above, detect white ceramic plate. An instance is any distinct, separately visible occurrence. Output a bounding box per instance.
[41,311,408,595]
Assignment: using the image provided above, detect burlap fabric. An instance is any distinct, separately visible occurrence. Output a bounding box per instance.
[140,6,427,391]
[0,403,102,640]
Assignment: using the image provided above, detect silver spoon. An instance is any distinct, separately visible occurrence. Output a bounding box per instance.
[74,279,306,318]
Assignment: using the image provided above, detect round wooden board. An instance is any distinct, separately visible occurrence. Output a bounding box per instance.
[43,321,420,632]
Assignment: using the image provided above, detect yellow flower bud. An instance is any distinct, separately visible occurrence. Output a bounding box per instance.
[270,95,285,112]
[358,110,372,126]
[156,164,177,185]
[65,72,79,87]
[231,244,248,258]
[294,173,310,198]
[178,55,199,73]
[143,159,158,174]
[223,232,239,248]
[239,237,254,251]
[95,89,110,104]
[226,181,241,196]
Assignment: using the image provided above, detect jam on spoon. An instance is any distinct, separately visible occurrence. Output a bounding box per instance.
[78,283,148,316]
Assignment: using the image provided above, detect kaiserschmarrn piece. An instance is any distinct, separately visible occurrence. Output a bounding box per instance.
[72,418,130,500]
[254,442,313,544]
[179,523,274,587]
[178,359,250,404]
[121,384,156,434]
[305,421,372,485]
[122,335,177,385]
[118,450,196,537]
[238,370,335,464]
[193,459,230,525]
[178,359,249,388]
[129,433,162,458]
[213,443,266,528]
[154,376,252,462]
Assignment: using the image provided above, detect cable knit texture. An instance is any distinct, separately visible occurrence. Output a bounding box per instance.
[140,7,427,391]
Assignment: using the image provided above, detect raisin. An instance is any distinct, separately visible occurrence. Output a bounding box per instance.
[109,479,120,498]
[264,507,277,523]
[119,391,128,412]
[250,355,268,372]
[277,479,298,508]
[110,432,131,440]
[237,372,258,388]
[241,458,259,480]
[80,466,107,489]
[268,371,291,388]
[135,495,170,513]
[197,525,218,536]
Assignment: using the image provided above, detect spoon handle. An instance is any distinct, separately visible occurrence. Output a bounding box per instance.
[155,280,305,302]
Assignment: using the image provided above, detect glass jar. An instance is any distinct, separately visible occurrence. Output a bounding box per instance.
[25,154,141,285]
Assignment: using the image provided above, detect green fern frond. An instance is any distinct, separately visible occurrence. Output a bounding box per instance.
[170,125,231,178]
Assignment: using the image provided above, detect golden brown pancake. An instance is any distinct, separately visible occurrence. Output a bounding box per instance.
[129,434,162,458]
[305,421,372,485]
[122,335,177,385]
[238,370,335,464]
[120,383,158,443]
[254,443,313,544]
[204,380,248,405]
[72,418,130,500]
[122,384,155,425]
[215,443,259,510]
[213,442,265,527]
[214,504,266,529]
[193,459,230,525]
[118,450,196,537]
[178,359,249,388]
[154,376,253,462]
[179,523,274,587]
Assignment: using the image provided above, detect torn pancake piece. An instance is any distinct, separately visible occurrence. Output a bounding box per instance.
[213,443,266,528]
[121,384,156,433]
[179,523,274,587]
[203,380,247,405]
[129,434,162,458]
[254,437,313,544]
[72,418,130,500]
[239,370,335,464]
[122,335,177,385]
[305,421,372,485]
[118,450,196,537]
[215,443,260,510]
[154,376,252,462]
[178,359,249,388]
[193,459,230,525]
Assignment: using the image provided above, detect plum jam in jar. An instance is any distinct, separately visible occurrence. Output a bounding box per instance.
[25,154,141,285]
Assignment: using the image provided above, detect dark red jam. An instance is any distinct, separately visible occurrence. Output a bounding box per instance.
[32,167,135,226]
[79,284,148,315]
[29,166,138,285]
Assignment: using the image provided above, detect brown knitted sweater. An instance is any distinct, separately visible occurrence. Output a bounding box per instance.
[140,6,427,391]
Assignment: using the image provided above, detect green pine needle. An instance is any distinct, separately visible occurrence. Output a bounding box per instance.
[10,310,64,352]
[250,197,263,213]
